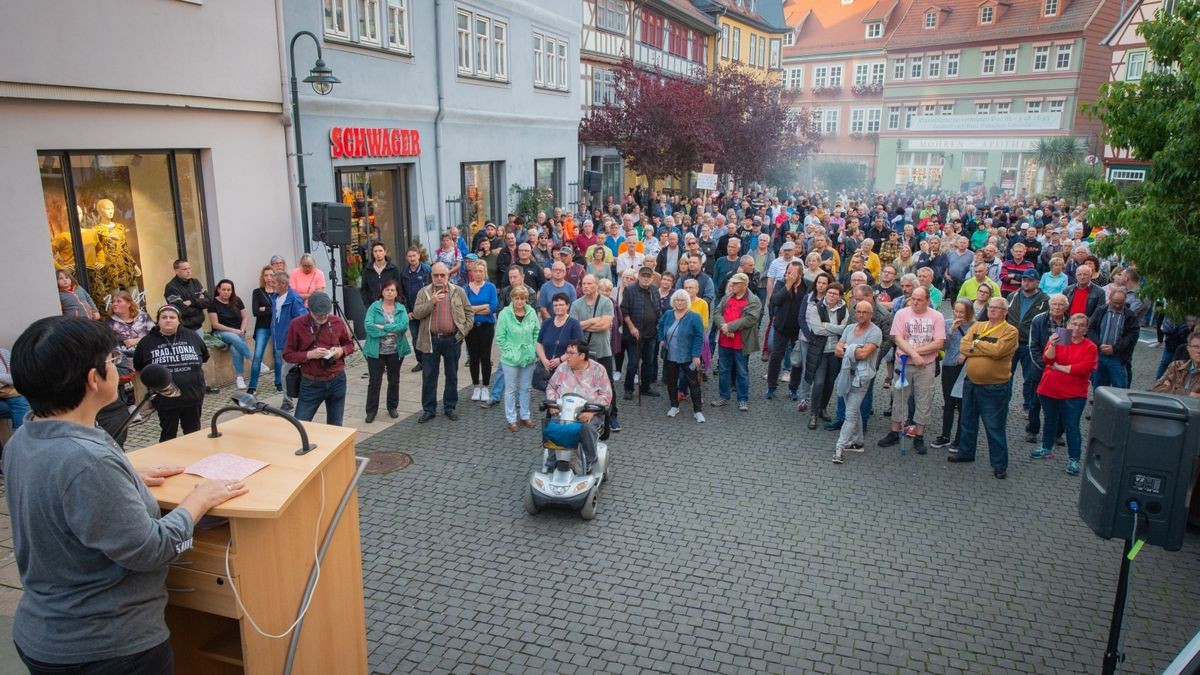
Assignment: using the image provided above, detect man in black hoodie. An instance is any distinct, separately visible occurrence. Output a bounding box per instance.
[360,241,402,306]
[163,259,210,334]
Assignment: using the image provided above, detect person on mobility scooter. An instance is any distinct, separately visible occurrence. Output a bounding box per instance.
[542,339,612,470]
[525,339,614,518]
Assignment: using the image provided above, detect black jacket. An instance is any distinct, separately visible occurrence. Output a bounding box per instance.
[1005,289,1050,345]
[1087,305,1140,362]
[163,276,209,330]
[133,328,210,408]
[1064,282,1106,320]
[770,283,806,340]
[251,287,273,331]
[360,259,401,306]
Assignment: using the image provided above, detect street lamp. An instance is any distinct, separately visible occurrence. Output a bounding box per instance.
[289,30,340,253]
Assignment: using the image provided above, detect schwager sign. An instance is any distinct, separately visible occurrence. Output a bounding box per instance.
[330,127,421,159]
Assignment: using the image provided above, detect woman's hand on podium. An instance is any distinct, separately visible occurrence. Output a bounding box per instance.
[137,465,185,487]
[178,479,250,523]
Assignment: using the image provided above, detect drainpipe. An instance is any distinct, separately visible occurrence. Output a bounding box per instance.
[433,0,447,237]
[274,0,302,258]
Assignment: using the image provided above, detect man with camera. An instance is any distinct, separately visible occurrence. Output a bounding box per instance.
[283,291,355,426]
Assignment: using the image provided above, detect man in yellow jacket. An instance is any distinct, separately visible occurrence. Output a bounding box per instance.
[948,297,1018,479]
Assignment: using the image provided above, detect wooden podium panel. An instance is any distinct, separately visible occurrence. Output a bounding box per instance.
[128,414,368,675]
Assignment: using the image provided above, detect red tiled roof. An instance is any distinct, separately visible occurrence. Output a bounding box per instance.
[782,0,914,56]
[886,0,1110,50]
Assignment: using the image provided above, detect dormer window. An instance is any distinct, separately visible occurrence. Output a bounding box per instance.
[865,21,882,39]
[924,11,938,29]
[980,6,994,24]
[1043,0,1059,16]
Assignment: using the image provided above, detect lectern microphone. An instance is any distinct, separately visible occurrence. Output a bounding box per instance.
[139,363,180,398]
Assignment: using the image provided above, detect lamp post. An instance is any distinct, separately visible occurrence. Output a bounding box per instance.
[288,30,340,254]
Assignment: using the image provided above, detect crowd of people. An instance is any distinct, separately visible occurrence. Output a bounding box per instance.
[6,186,1196,477]
[5,184,1200,673]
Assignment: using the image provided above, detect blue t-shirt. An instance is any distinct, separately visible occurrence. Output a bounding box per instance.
[537,280,577,316]
[537,316,583,360]
[465,281,498,324]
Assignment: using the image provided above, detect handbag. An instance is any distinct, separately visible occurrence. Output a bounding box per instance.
[286,366,302,399]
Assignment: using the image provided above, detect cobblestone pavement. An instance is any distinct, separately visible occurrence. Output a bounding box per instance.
[356,340,1200,674]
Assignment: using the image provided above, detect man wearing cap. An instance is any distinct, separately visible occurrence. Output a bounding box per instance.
[411,262,473,422]
[620,266,662,400]
[558,245,585,291]
[713,272,762,411]
[1006,269,1050,422]
[1000,243,1035,295]
[766,240,798,302]
[536,261,577,320]
[283,291,355,427]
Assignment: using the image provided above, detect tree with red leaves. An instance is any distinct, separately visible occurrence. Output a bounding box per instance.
[581,60,820,188]
[702,62,821,187]
[580,61,719,184]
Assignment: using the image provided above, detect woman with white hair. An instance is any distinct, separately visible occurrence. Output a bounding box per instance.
[657,289,706,422]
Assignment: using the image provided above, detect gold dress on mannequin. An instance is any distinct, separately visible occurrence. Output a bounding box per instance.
[90,199,142,307]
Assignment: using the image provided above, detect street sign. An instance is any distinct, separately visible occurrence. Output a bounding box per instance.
[695,173,718,190]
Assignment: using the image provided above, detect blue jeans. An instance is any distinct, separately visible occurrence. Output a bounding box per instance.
[491,367,505,401]
[0,395,31,430]
[273,344,296,406]
[1156,345,1176,380]
[1040,395,1086,460]
[421,335,461,414]
[249,327,271,390]
[1010,345,1036,411]
[501,362,535,424]
[958,379,1012,471]
[409,317,424,360]
[295,371,347,426]
[215,330,252,377]
[718,347,749,403]
[1092,353,1129,389]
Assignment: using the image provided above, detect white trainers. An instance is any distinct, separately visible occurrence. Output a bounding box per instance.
[613,371,621,382]
[667,406,679,418]
[694,412,705,423]
[832,448,844,464]
[780,372,790,383]
[633,374,639,385]
[480,389,491,403]
[471,387,481,401]
[236,376,246,390]
[261,364,272,374]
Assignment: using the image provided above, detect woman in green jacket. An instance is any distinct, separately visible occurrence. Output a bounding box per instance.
[363,279,411,422]
[495,285,540,431]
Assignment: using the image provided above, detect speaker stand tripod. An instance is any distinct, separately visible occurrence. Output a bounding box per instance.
[322,242,365,354]
[1102,537,1134,675]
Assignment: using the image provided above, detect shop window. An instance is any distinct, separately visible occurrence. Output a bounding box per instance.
[461,162,502,236]
[39,151,210,315]
[535,159,563,208]
[336,167,410,263]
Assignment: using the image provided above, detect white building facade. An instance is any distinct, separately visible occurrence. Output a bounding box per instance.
[0,0,295,344]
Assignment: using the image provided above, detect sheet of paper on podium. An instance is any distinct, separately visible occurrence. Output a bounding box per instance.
[185,453,269,481]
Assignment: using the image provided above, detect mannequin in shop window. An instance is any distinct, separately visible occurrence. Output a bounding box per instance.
[51,208,105,278]
[91,198,142,302]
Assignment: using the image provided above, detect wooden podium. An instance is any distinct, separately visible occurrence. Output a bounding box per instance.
[127,414,367,675]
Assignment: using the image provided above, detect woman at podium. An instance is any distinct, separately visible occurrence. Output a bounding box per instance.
[2,316,248,674]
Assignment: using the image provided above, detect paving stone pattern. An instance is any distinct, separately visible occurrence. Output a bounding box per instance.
[355,341,1200,674]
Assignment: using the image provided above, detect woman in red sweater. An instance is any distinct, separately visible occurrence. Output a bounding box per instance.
[1032,312,1099,476]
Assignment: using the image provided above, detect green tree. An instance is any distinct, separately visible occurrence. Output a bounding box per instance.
[815,161,867,192]
[1058,162,1102,203]
[1034,136,1085,191]
[1086,0,1200,316]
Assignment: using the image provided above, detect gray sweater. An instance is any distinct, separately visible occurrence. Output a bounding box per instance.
[3,419,195,664]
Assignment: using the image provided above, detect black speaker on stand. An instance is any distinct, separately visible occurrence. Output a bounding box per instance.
[312,202,351,246]
[1078,388,1200,674]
